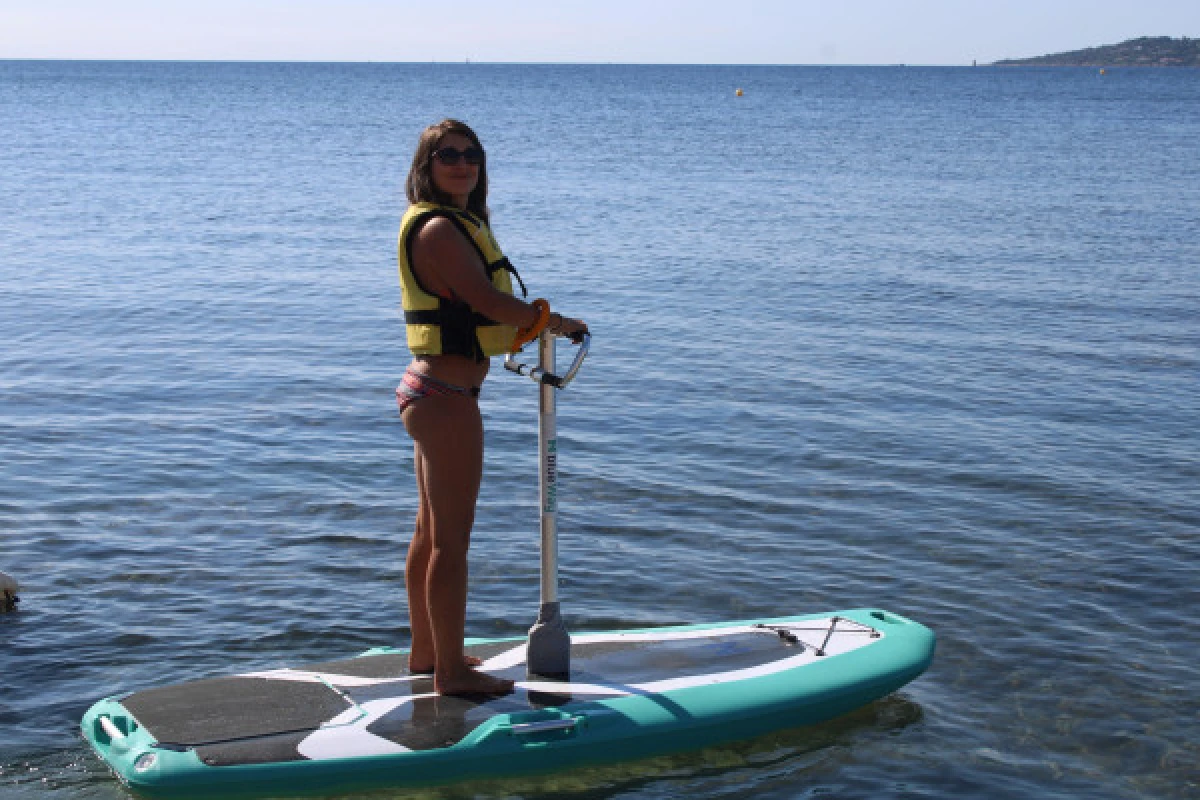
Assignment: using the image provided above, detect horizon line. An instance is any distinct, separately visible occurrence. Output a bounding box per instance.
[0,57,1055,68]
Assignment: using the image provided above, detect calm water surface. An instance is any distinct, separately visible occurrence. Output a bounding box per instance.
[1,62,1198,799]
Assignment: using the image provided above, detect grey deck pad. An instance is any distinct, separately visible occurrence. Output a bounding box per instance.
[117,620,876,767]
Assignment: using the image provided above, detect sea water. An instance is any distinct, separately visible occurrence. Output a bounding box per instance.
[1,61,1197,799]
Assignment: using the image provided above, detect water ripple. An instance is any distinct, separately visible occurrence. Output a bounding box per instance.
[2,62,1198,800]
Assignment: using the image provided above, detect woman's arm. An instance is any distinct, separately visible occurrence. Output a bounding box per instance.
[411,217,541,328]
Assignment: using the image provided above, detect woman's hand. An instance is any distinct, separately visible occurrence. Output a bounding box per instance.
[547,313,589,343]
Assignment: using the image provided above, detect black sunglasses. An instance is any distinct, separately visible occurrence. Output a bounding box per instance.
[432,146,485,166]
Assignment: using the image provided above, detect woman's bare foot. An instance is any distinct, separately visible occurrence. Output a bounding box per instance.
[408,654,483,675]
[435,666,515,697]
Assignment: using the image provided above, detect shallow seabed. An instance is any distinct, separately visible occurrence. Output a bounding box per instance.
[1,62,1197,799]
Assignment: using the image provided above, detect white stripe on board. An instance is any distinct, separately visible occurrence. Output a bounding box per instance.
[289,619,883,761]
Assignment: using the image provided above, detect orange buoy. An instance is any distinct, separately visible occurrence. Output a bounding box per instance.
[735,88,743,97]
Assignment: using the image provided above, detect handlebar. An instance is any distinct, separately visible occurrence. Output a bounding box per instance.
[504,332,590,389]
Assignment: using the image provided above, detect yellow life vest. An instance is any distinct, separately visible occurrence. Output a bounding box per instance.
[397,203,527,360]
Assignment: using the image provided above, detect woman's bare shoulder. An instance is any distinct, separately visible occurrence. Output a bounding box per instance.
[412,214,474,258]
[412,213,460,242]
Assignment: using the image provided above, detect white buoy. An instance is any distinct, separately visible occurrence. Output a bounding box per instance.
[1,570,18,612]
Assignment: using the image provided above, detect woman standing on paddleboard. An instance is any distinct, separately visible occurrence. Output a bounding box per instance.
[397,119,587,696]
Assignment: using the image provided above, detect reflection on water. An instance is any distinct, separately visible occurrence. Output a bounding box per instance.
[344,696,926,800]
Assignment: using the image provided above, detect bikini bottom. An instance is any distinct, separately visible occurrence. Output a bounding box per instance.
[396,367,481,415]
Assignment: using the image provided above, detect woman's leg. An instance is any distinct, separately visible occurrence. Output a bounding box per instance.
[405,449,483,673]
[404,448,435,670]
[403,394,513,696]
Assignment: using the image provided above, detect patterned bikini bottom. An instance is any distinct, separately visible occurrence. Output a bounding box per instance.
[395,367,481,415]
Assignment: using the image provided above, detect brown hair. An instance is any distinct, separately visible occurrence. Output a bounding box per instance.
[405,119,489,221]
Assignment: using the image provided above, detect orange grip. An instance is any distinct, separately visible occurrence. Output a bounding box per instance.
[510,298,551,352]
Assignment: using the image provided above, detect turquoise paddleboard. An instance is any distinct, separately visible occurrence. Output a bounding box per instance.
[84,337,934,796]
[82,608,933,798]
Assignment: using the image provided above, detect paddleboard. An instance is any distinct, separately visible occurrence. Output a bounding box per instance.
[82,608,933,798]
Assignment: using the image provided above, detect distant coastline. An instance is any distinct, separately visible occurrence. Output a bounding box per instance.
[993,36,1198,67]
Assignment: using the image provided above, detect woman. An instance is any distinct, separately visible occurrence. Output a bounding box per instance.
[397,119,587,696]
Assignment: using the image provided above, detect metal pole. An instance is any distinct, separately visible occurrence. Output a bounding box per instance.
[538,331,558,606]
[526,332,570,679]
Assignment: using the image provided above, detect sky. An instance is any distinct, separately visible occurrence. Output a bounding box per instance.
[2,0,1199,65]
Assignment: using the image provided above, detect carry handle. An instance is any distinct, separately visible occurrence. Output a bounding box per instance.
[509,717,580,735]
[505,332,590,389]
[99,716,127,743]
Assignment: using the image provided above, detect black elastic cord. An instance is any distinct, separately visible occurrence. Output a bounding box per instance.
[754,618,881,657]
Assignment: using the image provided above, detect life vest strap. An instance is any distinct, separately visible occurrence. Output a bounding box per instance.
[404,309,505,328]
[490,257,529,298]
